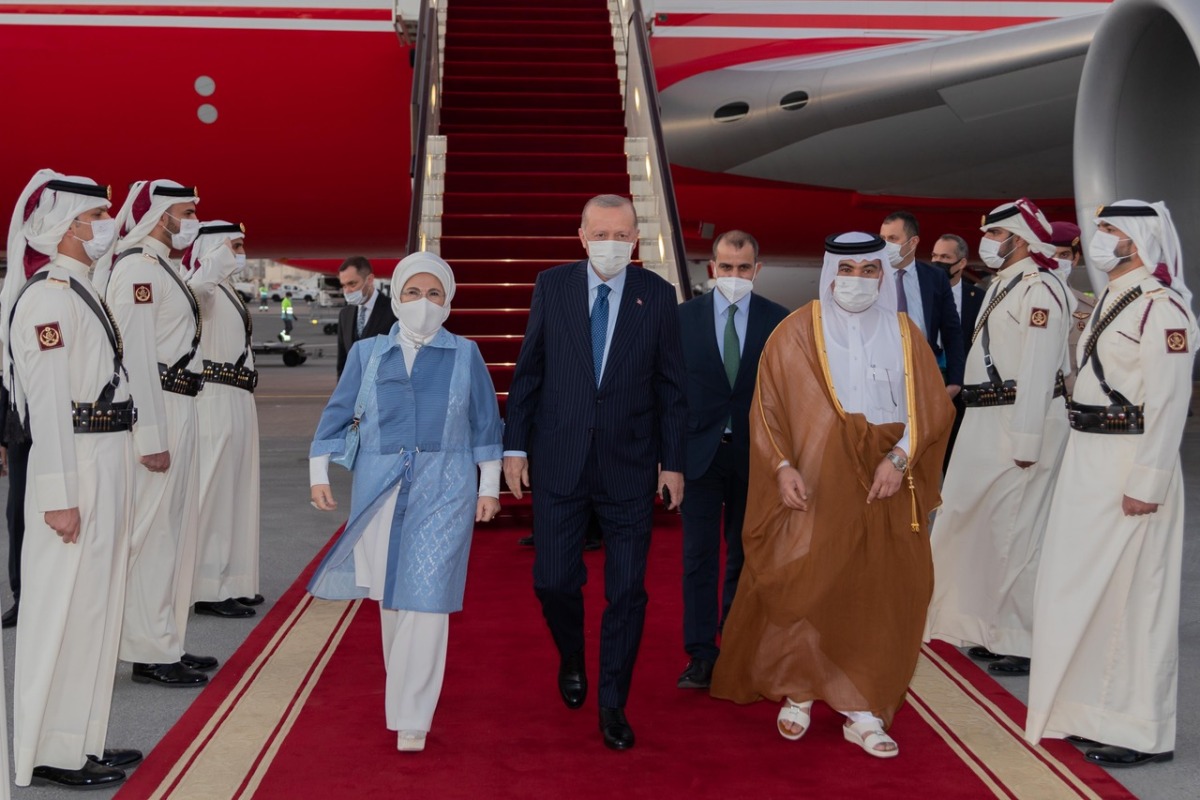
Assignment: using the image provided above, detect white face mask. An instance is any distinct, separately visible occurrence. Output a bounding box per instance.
[715,276,753,304]
[587,240,634,278]
[832,276,880,313]
[1053,258,1073,281]
[978,235,1012,270]
[1088,230,1133,273]
[75,217,117,261]
[393,296,449,339]
[168,215,201,250]
[883,240,911,268]
[233,253,247,272]
[344,289,364,306]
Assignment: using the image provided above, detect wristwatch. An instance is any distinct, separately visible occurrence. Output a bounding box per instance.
[885,451,908,472]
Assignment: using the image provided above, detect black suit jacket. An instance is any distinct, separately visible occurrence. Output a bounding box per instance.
[336,295,397,377]
[679,291,789,482]
[915,260,965,386]
[504,261,687,501]
[959,279,986,360]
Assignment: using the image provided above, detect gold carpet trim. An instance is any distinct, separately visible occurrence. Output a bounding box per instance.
[146,598,362,800]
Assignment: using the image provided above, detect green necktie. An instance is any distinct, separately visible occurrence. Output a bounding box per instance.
[724,304,740,387]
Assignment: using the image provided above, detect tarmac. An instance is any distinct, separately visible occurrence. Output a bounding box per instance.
[0,302,1196,799]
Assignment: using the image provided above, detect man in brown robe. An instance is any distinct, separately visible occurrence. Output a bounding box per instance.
[711,232,954,758]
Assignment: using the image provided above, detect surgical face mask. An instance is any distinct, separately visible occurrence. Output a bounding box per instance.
[168,214,201,250]
[884,239,912,268]
[74,217,117,261]
[715,276,753,304]
[1088,230,1133,273]
[978,235,1012,270]
[832,276,880,313]
[1053,258,1073,280]
[344,289,364,306]
[393,296,449,339]
[587,240,634,278]
[233,253,247,273]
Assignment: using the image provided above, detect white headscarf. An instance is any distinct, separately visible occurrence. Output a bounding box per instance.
[1095,199,1191,306]
[390,251,456,345]
[819,232,898,347]
[92,178,199,292]
[979,197,1057,269]
[181,220,245,276]
[3,169,111,361]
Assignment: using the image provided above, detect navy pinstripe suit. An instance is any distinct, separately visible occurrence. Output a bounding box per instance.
[505,260,687,709]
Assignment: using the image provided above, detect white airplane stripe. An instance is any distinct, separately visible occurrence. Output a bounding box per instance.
[653,26,958,39]
[648,1,1110,18]
[0,14,393,31]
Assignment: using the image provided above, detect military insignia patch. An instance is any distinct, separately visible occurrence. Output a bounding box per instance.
[36,322,64,351]
[133,283,153,304]
[1165,329,1188,354]
[1030,308,1049,328]
[1077,320,1087,331]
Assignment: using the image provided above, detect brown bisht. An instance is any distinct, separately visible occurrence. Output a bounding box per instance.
[710,301,954,727]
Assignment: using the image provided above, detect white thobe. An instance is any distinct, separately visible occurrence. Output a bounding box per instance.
[106,236,202,663]
[1026,267,1198,753]
[11,256,135,785]
[189,254,261,602]
[925,258,1073,656]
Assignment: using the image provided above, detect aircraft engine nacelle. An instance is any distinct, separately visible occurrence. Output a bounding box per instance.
[1074,0,1200,308]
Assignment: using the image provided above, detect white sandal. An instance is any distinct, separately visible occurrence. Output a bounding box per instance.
[397,731,427,752]
[843,719,899,759]
[776,699,813,741]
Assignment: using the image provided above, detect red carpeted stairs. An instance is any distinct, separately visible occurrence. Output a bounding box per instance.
[439,0,628,432]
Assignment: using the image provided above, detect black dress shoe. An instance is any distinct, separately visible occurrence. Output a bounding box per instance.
[599,707,635,750]
[1084,745,1174,768]
[236,594,265,606]
[1067,735,1101,746]
[517,534,534,547]
[1,602,17,629]
[195,598,255,618]
[131,661,208,687]
[31,760,125,789]
[88,748,143,769]
[558,651,587,709]
[583,538,602,552]
[676,657,714,689]
[181,652,219,672]
[967,646,1002,661]
[987,656,1031,675]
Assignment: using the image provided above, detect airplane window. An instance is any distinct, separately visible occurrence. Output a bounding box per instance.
[713,102,749,122]
[780,91,809,111]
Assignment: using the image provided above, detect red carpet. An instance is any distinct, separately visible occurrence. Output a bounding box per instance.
[118,517,1137,800]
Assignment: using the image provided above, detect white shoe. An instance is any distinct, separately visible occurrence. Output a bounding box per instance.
[397,731,427,752]
[843,719,899,759]
[776,699,813,741]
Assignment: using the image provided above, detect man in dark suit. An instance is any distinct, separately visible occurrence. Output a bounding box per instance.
[931,233,985,469]
[0,383,30,628]
[503,195,687,752]
[880,211,965,396]
[675,231,789,690]
[335,256,396,377]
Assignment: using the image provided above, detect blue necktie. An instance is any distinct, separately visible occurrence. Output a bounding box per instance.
[591,284,610,385]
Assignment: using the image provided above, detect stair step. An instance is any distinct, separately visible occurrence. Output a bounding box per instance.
[471,335,525,363]
[445,33,615,50]
[444,61,616,80]
[448,7,610,23]
[447,259,565,282]
[452,0,611,8]
[447,309,537,337]
[443,76,619,95]
[440,107,625,127]
[444,46,615,64]
[448,132,625,154]
[448,19,613,37]
[444,193,601,215]
[454,282,536,308]
[443,214,582,237]
[484,364,516,392]
[440,122,627,135]
[441,236,583,261]
[444,172,628,194]
[448,153,626,174]
[441,92,622,112]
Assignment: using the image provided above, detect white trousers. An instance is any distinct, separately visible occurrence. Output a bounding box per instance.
[120,392,200,663]
[380,605,448,733]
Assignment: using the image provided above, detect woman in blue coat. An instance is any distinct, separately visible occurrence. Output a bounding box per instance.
[308,252,502,752]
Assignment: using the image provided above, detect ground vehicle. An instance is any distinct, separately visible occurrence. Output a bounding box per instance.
[269,283,316,302]
[233,281,257,302]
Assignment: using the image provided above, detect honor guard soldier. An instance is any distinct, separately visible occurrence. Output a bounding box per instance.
[96,179,216,686]
[183,223,264,618]
[3,170,141,789]
[1047,221,1097,394]
[1027,200,1198,767]
[925,198,1074,675]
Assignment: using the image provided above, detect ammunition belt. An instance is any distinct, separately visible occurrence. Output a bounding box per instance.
[1068,401,1145,434]
[158,363,204,396]
[72,398,137,433]
[202,360,258,393]
[961,373,1067,408]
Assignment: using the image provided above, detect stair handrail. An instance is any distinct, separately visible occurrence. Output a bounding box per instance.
[406,0,442,255]
[620,0,693,300]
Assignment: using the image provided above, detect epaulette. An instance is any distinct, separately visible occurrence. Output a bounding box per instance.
[45,276,70,289]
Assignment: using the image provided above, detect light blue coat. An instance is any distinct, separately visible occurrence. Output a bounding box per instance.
[308,326,502,612]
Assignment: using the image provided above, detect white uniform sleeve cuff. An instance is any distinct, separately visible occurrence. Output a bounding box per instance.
[1125,464,1172,506]
[478,459,502,498]
[1009,431,1043,464]
[310,454,331,487]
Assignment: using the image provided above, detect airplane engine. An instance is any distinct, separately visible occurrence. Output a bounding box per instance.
[1074,0,1200,307]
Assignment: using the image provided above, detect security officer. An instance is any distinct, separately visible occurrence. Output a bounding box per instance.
[1047,221,1097,394]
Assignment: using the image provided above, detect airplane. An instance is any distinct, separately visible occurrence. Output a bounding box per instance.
[1,0,1197,300]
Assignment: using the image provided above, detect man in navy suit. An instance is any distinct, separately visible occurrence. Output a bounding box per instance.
[335,256,397,378]
[880,212,965,397]
[675,231,788,690]
[503,195,687,751]
[931,234,985,469]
